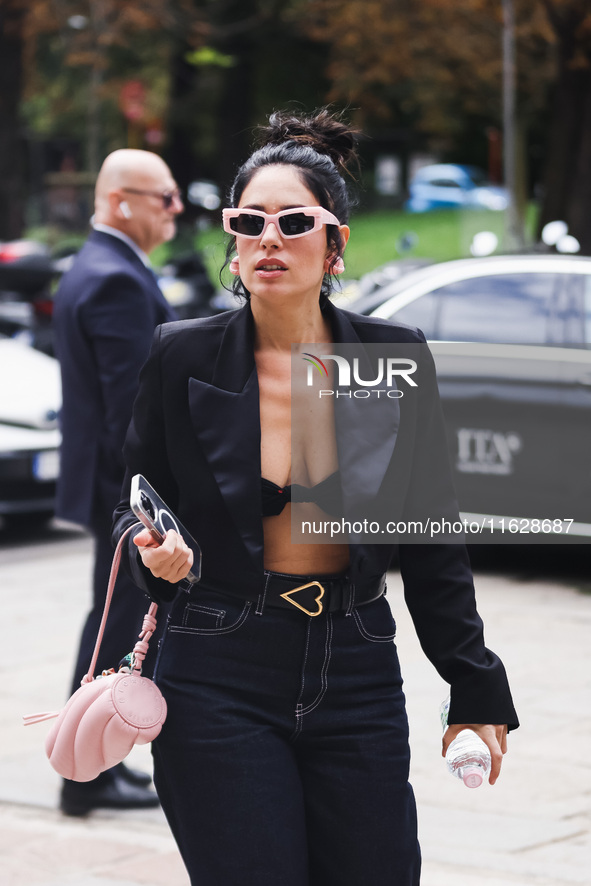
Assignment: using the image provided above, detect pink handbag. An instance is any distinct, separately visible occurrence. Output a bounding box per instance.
[23,524,167,782]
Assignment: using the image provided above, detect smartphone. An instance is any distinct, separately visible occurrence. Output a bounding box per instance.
[130,474,201,583]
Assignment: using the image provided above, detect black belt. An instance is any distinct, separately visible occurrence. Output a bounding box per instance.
[259,571,386,617]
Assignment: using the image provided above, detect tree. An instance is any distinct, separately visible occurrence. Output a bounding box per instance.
[23,0,190,172]
[5,0,199,236]
[164,0,329,196]
[299,0,591,253]
[0,1,26,239]
[538,1,591,252]
[16,0,327,233]
[299,1,551,131]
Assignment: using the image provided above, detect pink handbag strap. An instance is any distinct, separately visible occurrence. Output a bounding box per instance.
[24,522,159,726]
[84,521,158,682]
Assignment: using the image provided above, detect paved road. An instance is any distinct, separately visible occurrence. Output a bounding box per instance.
[0,522,590,885]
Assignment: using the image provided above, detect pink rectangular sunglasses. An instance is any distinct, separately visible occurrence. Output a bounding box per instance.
[222,206,340,239]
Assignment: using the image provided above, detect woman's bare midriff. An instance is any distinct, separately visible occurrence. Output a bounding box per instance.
[263,504,349,575]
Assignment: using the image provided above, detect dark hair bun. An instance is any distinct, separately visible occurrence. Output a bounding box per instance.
[257,108,359,178]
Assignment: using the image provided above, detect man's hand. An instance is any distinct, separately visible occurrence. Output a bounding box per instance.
[133,528,194,583]
[442,723,508,785]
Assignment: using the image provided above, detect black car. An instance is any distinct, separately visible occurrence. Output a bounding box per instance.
[349,254,591,541]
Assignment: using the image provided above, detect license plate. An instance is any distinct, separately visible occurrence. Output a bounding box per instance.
[33,450,60,481]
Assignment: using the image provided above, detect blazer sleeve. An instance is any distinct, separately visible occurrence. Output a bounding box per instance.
[398,337,519,730]
[111,325,184,603]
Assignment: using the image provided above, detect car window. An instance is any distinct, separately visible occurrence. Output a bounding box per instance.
[556,273,585,345]
[387,292,438,339]
[429,179,462,188]
[429,273,559,343]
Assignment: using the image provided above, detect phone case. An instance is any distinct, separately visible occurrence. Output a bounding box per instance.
[130,474,201,583]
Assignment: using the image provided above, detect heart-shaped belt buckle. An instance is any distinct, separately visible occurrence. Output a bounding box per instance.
[279,581,325,617]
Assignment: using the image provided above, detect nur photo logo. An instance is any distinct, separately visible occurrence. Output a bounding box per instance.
[302,351,418,399]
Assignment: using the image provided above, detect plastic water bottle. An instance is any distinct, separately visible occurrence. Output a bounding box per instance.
[440,698,491,788]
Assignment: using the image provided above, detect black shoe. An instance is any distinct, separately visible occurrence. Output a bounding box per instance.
[116,761,153,787]
[60,769,160,817]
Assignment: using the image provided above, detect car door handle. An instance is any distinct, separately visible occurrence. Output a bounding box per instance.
[576,372,591,386]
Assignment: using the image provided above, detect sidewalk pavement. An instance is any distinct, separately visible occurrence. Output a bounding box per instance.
[1,525,590,885]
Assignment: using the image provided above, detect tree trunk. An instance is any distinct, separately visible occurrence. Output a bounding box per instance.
[538,20,591,255]
[217,53,254,190]
[164,49,202,197]
[0,3,25,240]
[566,66,591,255]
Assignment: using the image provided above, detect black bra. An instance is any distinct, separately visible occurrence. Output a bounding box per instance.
[261,471,342,517]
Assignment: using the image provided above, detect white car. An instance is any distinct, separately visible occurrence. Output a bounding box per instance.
[0,335,61,526]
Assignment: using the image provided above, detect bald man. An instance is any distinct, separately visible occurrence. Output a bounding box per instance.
[53,150,182,815]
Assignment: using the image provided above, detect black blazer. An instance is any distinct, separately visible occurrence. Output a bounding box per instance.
[54,230,177,527]
[113,301,519,730]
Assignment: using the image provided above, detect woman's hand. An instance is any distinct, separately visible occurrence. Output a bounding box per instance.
[133,528,194,583]
[442,723,508,785]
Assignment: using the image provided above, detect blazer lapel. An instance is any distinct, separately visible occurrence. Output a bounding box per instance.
[188,306,263,566]
[325,304,401,516]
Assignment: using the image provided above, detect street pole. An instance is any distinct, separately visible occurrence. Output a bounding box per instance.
[502,0,524,249]
[87,62,103,176]
[86,0,106,176]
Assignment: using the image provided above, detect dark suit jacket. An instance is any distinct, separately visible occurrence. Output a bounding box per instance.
[113,301,519,730]
[54,229,177,527]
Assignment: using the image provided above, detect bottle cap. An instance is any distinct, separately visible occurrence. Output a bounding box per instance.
[462,767,484,788]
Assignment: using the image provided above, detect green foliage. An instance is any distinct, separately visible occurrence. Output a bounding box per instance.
[24,225,87,252]
[185,47,236,68]
[343,206,539,278]
[193,224,232,289]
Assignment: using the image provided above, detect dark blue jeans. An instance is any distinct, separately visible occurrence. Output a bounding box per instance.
[152,585,421,886]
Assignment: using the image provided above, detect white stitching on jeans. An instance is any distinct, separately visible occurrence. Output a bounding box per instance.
[352,608,396,643]
[292,703,304,740]
[170,601,252,635]
[256,572,271,616]
[346,582,355,616]
[182,603,225,629]
[290,621,311,739]
[301,613,333,714]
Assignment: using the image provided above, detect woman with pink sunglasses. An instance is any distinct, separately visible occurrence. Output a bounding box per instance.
[114,109,518,886]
